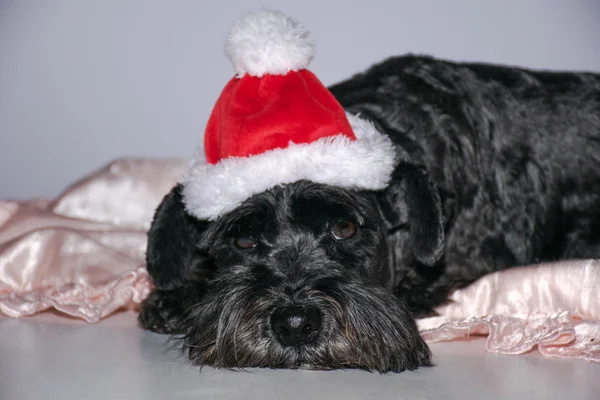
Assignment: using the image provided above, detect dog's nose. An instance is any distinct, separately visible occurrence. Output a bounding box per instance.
[270,307,321,347]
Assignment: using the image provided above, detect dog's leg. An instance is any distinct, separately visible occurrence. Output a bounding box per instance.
[139,260,210,334]
[140,245,215,334]
[138,288,192,334]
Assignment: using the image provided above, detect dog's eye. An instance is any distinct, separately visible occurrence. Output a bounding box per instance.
[235,237,258,249]
[331,220,357,240]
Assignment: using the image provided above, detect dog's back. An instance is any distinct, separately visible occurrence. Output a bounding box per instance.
[330,55,600,310]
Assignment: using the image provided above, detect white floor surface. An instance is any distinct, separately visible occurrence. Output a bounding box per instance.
[0,312,598,400]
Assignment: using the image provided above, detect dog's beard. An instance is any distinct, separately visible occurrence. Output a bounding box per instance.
[181,268,431,373]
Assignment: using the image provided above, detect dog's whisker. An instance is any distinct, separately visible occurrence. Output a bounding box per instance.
[181,343,202,349]
[232,319,240,366]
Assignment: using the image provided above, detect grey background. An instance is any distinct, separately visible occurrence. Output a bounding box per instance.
[1,0,600,199]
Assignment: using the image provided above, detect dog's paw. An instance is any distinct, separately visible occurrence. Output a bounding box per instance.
[138,289,185,334]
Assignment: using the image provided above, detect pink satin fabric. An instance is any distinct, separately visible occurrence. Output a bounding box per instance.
[0,158,184,322]
[0,158,598,362]
[419,260,600,362]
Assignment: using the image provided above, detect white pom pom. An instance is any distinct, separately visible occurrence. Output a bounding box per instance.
[225,10,315,77]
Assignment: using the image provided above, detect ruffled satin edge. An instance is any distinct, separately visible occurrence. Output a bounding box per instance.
[0,267,152,323]
[419,313,600,363]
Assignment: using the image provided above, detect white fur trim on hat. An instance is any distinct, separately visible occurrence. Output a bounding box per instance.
[225,10,315,77]
[182,113,398,220]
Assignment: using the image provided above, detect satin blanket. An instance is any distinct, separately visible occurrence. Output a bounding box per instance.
[1,159,598,362]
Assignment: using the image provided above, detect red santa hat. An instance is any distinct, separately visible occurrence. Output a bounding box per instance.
[182,10,397,220]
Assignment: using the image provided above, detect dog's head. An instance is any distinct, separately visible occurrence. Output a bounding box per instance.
[145,163,444,373]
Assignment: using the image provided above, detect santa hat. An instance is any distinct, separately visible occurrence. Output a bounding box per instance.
[182,10,397,221]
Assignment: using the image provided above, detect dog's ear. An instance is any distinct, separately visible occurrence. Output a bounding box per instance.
[146,183,210,290]
[378,162,445,266]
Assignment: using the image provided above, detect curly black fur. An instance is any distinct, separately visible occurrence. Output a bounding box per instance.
[139,55,600,373]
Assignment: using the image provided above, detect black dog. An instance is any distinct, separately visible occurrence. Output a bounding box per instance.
[139,55,600,373]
